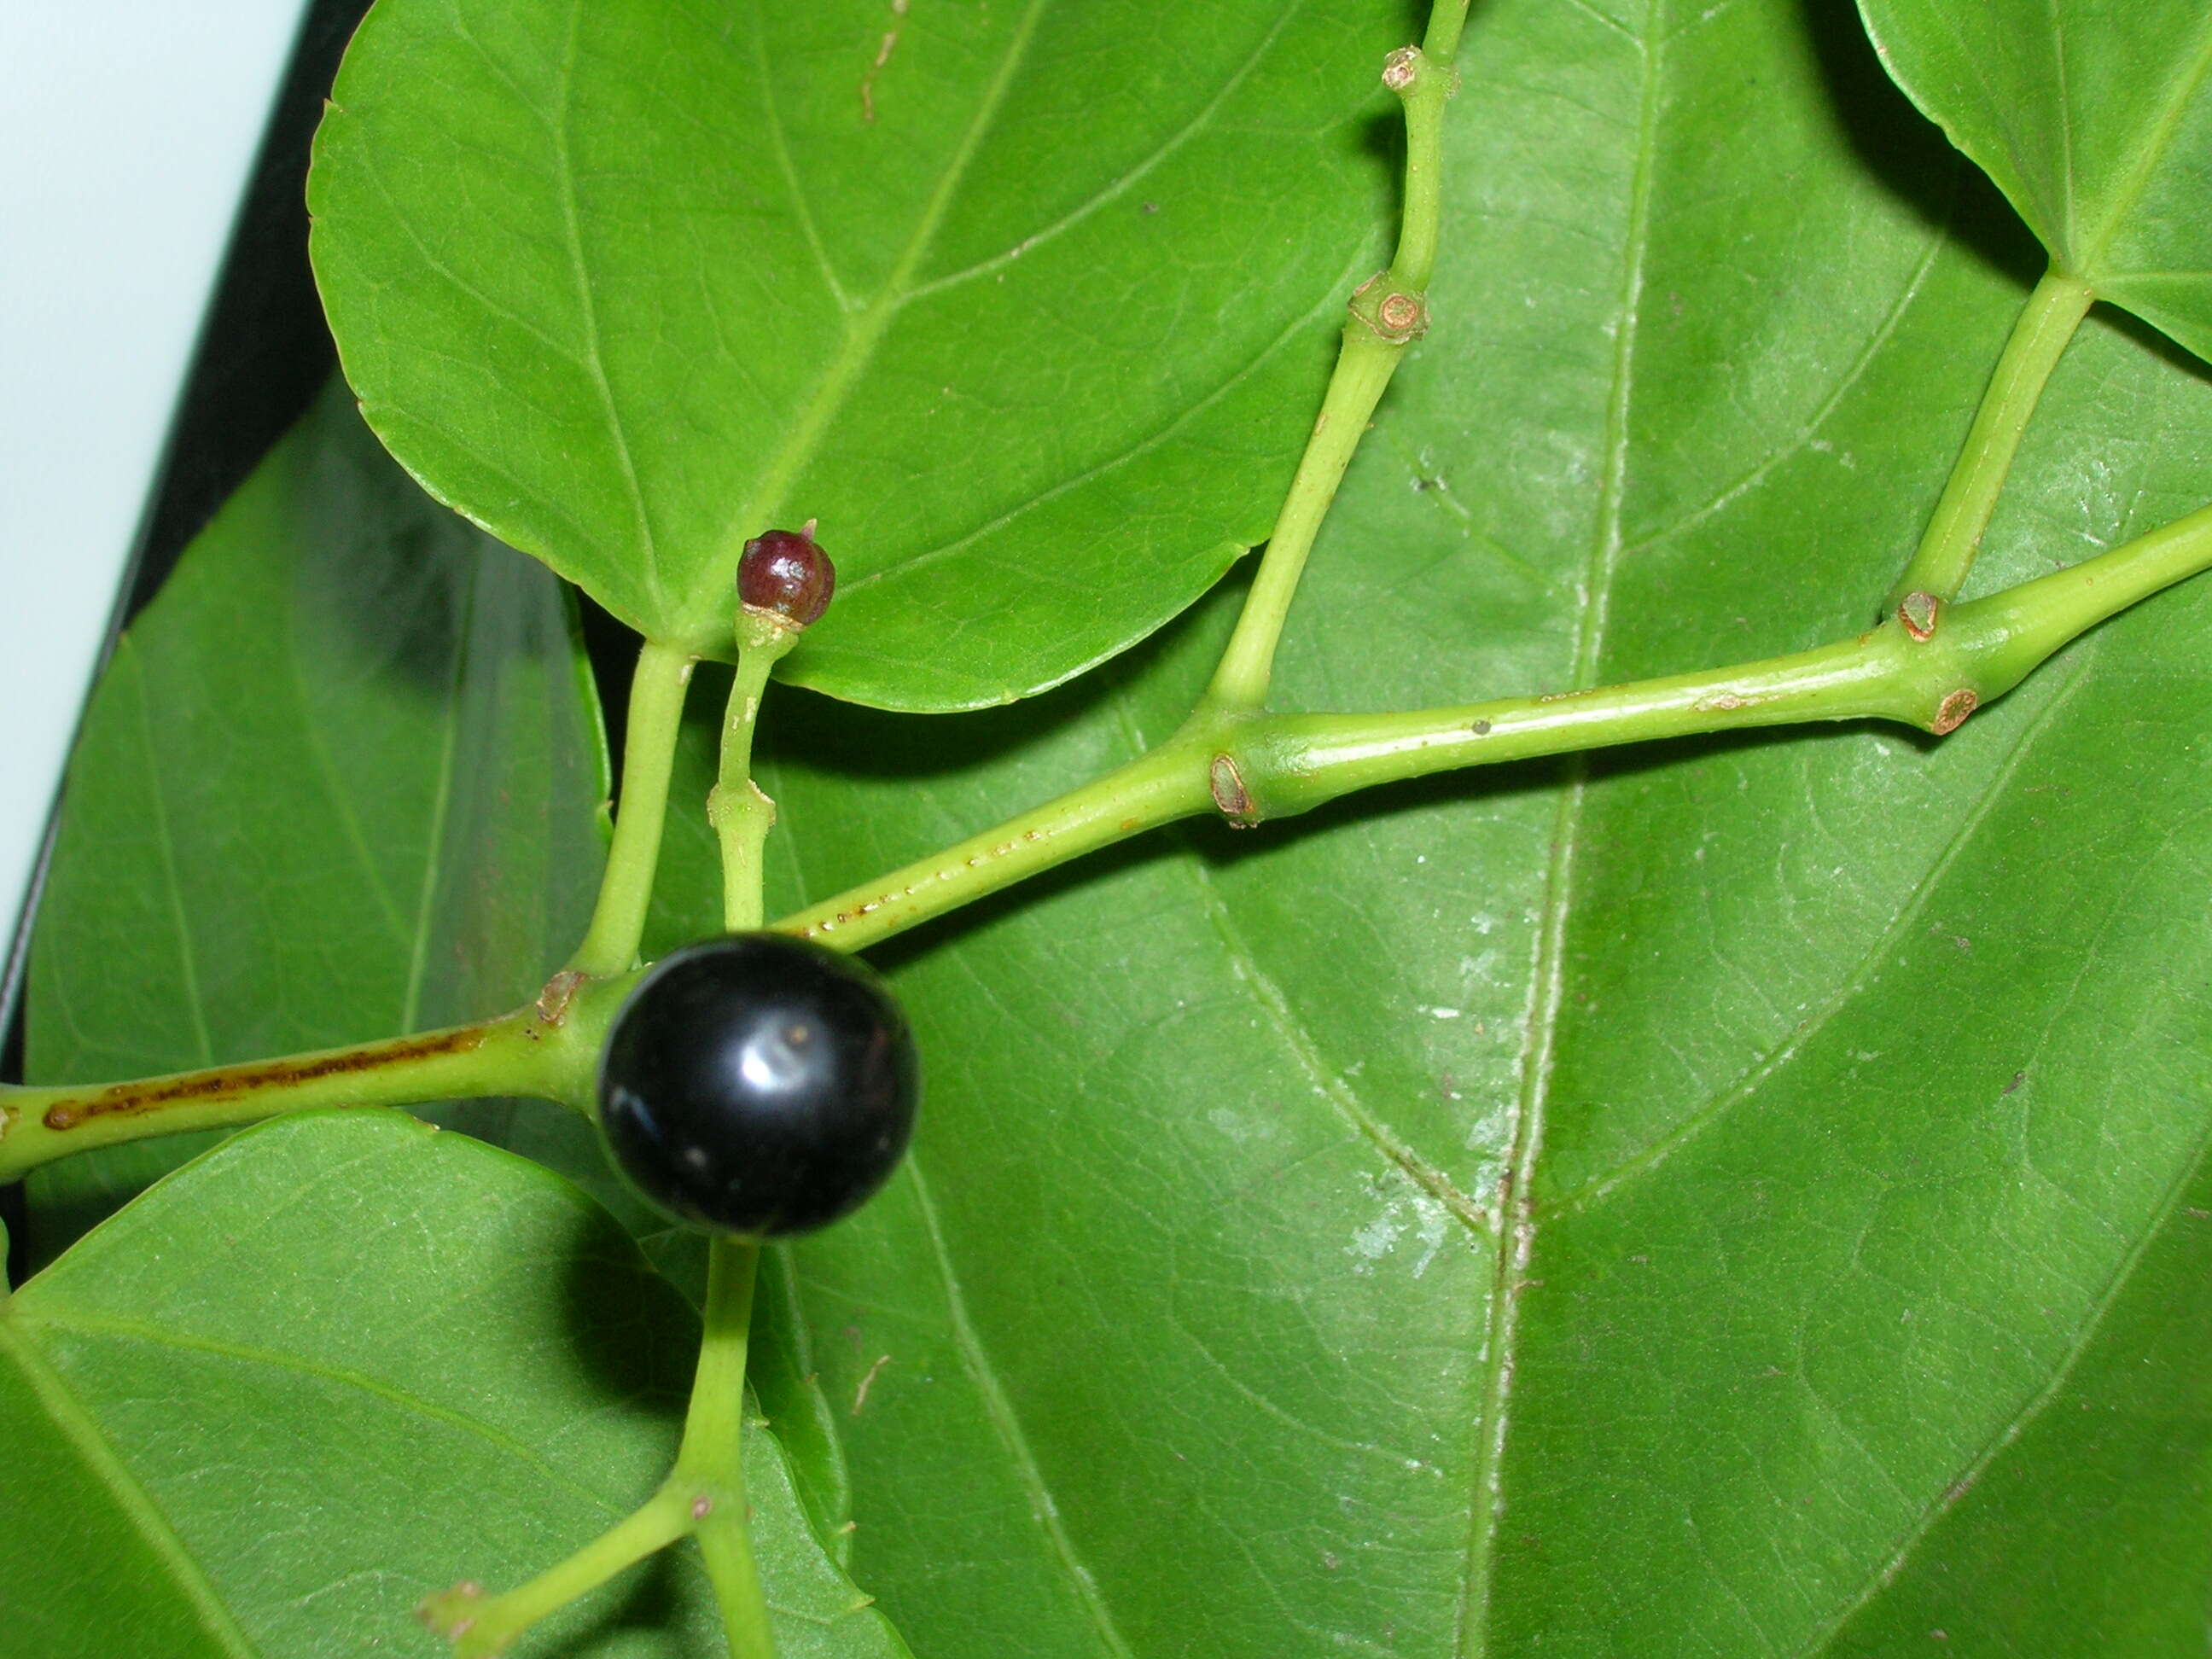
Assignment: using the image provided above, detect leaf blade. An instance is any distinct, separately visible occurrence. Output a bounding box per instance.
[3,1110,909,1658]
[1859,0,2212,362]
[21,381,610,1260]
[308,0,1399,707]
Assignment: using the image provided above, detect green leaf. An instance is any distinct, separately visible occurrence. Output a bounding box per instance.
[1858,0,2212,364]
[22,381,610,1261]
[0,1109,909,1657]
[307,0,1396,709]
[670,0,2212,1651]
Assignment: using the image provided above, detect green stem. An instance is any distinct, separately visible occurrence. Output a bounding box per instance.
[709,615,799,934]
[1944,499,2212,691]
[0,992,614,1182]
[1883,268,2093,613]
[24,500,2212,1193]
[568,638,696,977]
[680,603,793,1655]
[1389,5,1466,295]
[1203,5,1467,713]
[1202,324,1407,712]
[777,737,1215,953]
[678,1238,775,1659]
[421,1239,775,1659]
[428,1487,696,1659]
[781,498,2212,952]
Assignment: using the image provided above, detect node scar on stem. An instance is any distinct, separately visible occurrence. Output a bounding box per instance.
[534,969,585,1025]
[1932,689,1978,735]
[1209,754,1260,828]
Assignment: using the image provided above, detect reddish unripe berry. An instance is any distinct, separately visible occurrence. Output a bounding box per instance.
[738,528,835,628]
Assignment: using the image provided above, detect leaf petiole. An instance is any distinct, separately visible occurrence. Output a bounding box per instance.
[1883,267,2093,613]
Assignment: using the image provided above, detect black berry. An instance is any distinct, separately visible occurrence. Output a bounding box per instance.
[597,934,919,1237]
[737,527,835,628]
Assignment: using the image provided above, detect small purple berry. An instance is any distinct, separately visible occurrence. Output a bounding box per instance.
[738,526,835,628]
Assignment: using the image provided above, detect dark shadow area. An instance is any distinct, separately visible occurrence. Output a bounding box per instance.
[757,578,1241,789]
[556,1206,698,1410]
[2,1008,23,1287]
[1797,0,2042,292]
[2097,301,2212,391]
[3,0,373,1284]
[122,0,375,619]
[577,593,643,789]
[543,1543,692,1653]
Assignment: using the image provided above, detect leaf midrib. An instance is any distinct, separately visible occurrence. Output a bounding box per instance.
[1454,0,1668,1647]
[716,0,1053,598]
[2072,9,2212,273]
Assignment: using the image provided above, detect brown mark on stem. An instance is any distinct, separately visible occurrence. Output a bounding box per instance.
[1377,291,1426,336]
[1382,45,1420,92]
[534,969,585,1025]
[40,1026,490,1131]
[1469,719,1493,736]
[1209,754,1259,828]
[1898,590,1941,641]
[1931,688,1978,736]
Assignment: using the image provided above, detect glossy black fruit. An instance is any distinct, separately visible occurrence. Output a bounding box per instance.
[597,934,919,1237]
[737,527,835,628]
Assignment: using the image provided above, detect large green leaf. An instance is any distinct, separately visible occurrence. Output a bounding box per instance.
[1858,0,2212,364]
[22,381,609,1260]
[307,0,1396,709]
[657,0,2212,1652]
[0,1110,908,1658]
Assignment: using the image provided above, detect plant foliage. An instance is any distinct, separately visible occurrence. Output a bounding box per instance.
[9,0,2212,1653]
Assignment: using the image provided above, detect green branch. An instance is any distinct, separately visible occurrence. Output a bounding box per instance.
[16,501,2210,1179]
[1884,268,2093,614]
[1203,5,1469,713]
[568,638,696,978]
[708,614,801,935]
[416,1241,772,1659]
[0,985,617,1183]
[779,499,2212,954]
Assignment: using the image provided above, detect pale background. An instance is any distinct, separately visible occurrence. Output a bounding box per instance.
[0,2,311,1010]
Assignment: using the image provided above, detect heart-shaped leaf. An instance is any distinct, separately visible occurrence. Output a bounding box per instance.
[1858,0,2212,364]
[21,381,610,1262]
[656,0,2212,1650]
[1,1109,908,1656]
[307,0,1397,709]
